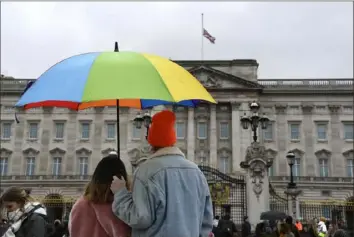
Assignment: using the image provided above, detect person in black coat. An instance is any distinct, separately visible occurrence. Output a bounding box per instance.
[50,219,66,237]
[242,216,251,237]
[1,187,47,237]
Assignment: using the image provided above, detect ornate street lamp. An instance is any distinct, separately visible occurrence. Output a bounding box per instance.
[240,101,269,142]
[286,151,296,189]
[133,111,152,139]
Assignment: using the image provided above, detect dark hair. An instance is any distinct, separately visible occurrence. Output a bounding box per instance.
[1,187,31,206]
[215,215,220,220]
[224,214,231,220]
[84,154,129,204]
[286,216,293,224]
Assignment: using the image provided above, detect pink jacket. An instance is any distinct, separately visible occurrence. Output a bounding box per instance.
[69,196,130,237]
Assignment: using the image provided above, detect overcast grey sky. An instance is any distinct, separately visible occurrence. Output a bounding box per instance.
[1,2,353,79]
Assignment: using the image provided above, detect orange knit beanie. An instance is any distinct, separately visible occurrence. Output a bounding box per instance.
[147,110,176,148]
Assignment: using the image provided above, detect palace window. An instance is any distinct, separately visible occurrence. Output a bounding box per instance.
[319,158,329,177]
[106,123,115,139]
[28,122,39,139]
[218,156,230,173]
[52,157,62,176]
[219,122,229,139]
[344,123,353,140]
[1,122,11,139]
[347,159,354,177]
[81,122,90,139]
[263,122,273,141]
[79,157,88,175]
[289,123,300,140]
[132,125,141,140]
[25,157,36,176]
[316,123,327,140]
[292,158,301,177]
[54,122,65,139]
[175,122,185,139]
[197,122,207,139]
[0,158,8,176]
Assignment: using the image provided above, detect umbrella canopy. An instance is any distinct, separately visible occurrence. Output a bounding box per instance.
[260,211,287,221]
[15,51,216,110]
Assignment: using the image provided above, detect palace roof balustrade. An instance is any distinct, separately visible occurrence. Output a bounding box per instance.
[0,175,352,187]
[1,78,353,94]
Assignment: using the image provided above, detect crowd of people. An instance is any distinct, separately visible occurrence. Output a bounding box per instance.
[0,110,351,237]
[209,215,349,237]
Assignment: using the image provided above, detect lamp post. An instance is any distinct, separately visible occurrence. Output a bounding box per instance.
[286,151,296,189]
[240,101,270,142]
[133,111,152,139]
[285,151,301,219]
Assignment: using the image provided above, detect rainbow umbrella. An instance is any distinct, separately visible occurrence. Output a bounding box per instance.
[16,42,216,153]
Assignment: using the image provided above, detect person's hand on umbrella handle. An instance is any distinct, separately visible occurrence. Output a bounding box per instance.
[110,175,126,194]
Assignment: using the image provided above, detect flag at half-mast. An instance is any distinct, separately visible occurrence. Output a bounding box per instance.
[203,28,216,44]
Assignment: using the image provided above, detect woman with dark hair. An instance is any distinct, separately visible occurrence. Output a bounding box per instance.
[69,154,130,237]
[0,187,47,237]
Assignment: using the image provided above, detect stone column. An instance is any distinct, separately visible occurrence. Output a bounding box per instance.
[275,104,288,176]
[12,108,25,174]
[285,188,302,219]
[328,104,343,176]
[295,199,301,219]
[91,108,103,170]
[302,103,315,176]
[241,142,272,230]
[187,108,195,163]
[231,102,241,172]
[65,111,78,175]
[39,108,53,175]
[209,104,217,167]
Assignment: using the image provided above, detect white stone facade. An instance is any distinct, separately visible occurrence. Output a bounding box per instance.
[0,59,353,203]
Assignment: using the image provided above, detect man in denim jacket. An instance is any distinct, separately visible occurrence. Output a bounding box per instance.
[111,110,213,237]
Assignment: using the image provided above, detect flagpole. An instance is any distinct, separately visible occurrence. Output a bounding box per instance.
[201,13,204,62]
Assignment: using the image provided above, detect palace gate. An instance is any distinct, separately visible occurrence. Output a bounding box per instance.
[199,165,247,225]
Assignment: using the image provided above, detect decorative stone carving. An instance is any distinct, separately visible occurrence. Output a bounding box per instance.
[75,147,92,154]
[240,142,272,199]
[230,101,241,110]
[101,147,116,155]
[245,142,266,162]
[128,144,152,165]
[315,149,331,158]
[328,104,341,114]
[49,147,66,154]
[343,149,354,158]
[199,75,222,88]
[0,148,12,156]
[301,103,314,114]
[209,182,230,205]
[22,147,40,155]
[275,104,287,114]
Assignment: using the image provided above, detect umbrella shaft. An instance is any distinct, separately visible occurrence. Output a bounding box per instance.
[116,99,120,155]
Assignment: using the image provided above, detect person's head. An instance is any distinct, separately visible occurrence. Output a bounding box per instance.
[84,154,129,204]
[215,215,220,220]
[285,216,293,225]
[280,223,290,234]
[244,216,249,222]
[0,187,31,212]
[320,217,326,222]
[54,219,61,227]
[223,214,231,220]
[147,110,176,150]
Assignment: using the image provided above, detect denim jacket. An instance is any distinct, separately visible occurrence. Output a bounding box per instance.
[112,146,213,237]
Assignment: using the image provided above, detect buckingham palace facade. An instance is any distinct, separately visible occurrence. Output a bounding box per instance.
[1,59,353,207]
